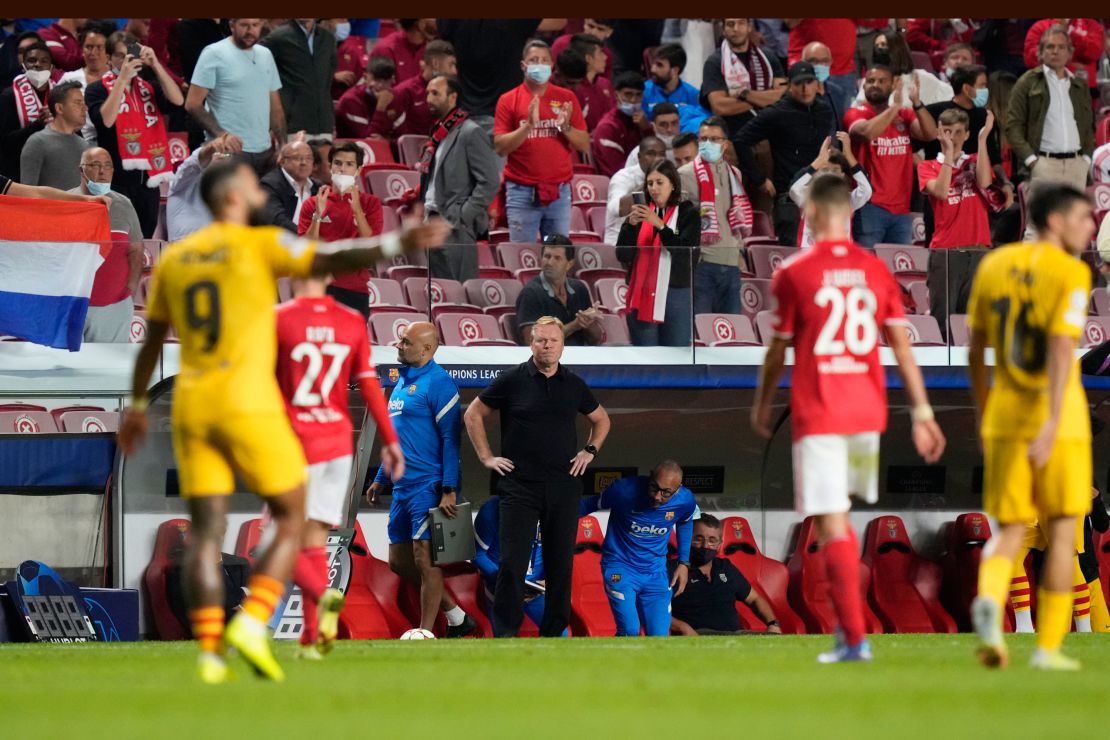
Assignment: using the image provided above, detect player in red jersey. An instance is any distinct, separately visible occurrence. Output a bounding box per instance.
[275,275,404,658]
[751,173,946,663]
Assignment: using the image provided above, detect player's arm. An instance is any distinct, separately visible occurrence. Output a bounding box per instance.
[887,322,946,463]
[117,319,171,455]
[751,336,788,438]
[308,220,450,276]
[1028,333,1079,467]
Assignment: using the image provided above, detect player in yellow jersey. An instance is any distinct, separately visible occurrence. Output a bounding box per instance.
[966,184,1095,671]
[117,159,447,683]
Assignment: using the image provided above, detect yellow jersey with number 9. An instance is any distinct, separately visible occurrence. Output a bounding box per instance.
[146,222,317,419]
[967,242,1091,441]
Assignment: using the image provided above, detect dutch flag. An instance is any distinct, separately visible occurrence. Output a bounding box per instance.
[0,196,112,351]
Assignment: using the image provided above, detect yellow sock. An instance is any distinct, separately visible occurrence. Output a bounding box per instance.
[190,606,225,655]
[978,555,1013,607]
[1087,579,1110,633]
[242,574,284,624]
[1035,589,1074,653]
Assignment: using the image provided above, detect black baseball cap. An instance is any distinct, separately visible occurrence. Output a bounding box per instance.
[788,61,817,83]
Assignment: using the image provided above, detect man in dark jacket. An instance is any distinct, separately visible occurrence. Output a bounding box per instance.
[734,61,835,245]
[261,19,337,138]
[259,139,318,232]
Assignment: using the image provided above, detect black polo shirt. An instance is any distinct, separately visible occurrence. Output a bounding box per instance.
[669,558,752,633]
[478,358,599,482]
[515,274,593,345]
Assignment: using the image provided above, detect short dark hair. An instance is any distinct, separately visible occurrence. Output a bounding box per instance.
[613,71,644,92]
[556,48,587,81]
[808,172,852,208]
[16,31,42,47]
[1029,184,1089,233]
[944,41,973,61]
[521,38,550,60]
[826,150,852,175]
[700,116,728,134]
[20,41,51,61]
[865,63,894,78]
[329,140,364,167]
[541,233,576,261]
[652,43,686,73]
[642,159,682,208]
[367,56,395,80]
[639,135,665,154]
[949,65,986,95]
[398,19,418,31]
[430,73,462,99]
[199,159,249,217]
[423,39,454,63]
[47,81,82,116]
[672,132,697,150]
[569,33,603,56]
[696,513,721,529]
[652,102,678,119]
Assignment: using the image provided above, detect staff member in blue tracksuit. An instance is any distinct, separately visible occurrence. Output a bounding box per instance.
[474,496,547,629]
[586,460,699,636]
[366,320,476,637]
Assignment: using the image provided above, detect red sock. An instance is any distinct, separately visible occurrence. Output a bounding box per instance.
[294,547,329,646]
[823,531,865,647]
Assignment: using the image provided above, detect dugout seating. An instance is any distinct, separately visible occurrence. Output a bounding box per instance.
[143,519,193,640]
[718,516,805,633]
[569,515,617,637]
[939,513,992,632]
[785,517,884,635]
[345,522,414,639]
[861,516,956,633]
[234,517,267,566]
[440,562,493,638]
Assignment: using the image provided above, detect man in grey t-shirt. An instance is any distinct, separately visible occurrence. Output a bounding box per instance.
[20,81,88,190]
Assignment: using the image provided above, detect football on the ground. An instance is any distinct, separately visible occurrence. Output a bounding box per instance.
[400,629,436,640]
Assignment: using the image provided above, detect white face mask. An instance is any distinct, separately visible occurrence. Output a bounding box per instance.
[25,68,50,87]
[330,173,356,193]
[657,133,675,148]
[334,22,351,42]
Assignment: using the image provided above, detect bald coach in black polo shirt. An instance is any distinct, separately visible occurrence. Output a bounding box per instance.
[464,315,611,637]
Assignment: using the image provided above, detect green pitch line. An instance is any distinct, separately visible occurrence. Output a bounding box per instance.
[2,634,1106,739]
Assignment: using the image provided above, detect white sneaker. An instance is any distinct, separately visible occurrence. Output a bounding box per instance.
[971,596,1008,668]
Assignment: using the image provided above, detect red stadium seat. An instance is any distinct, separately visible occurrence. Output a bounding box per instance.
[875,244,929,287]
[143,519,192,640]
[515,267,541,285]
[570,205,590,233]
[587,206,608,235]
[748,245,798,279]
[499,312,519,344]
[464,278,523,316]
[754,310,778,345]
[496,242,542,273]
[939,512,992,632]
[571,174,609,207]
[368,278,417,312]
[593,278,628,313]
[136,274,152,308]
[597,313,631,346]
[694,313,760,346]
[908,281,930,315]
[476,243,512,278]
[339,137,399,168]
[130,312,148,344]
[719,516,806,634]
[785,517,884,635]
[440,562,492,638]
[343,522,410,638]
[436,313,516,346]
[234,517,266,566]
[0,403,46,412]
[573,243,622,272]
[166,131,189,170]
[57,410,118,433]
[1089,183,1110,213]
[575,267,627,289]
[362,169,419,207]
[569,515,617,636]
[403,277,480,317]
[740,278,772,318]
[1093,289,1110,316]
[396,134,429,167]
[1098,116,1110,148]
[386,265,429,283]
[370,312,419,344]
[48,404,104,426]
[0,410,57,433]
[382,206,401,233]
[140,239,161,271]
[487,228,512,244]
[1083,317,1110,348]
[910,50,935,71]
[949,314,969,346]
[861,516,956,633]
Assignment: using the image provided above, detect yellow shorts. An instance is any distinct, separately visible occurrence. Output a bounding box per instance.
[1020,519,1086,554]
[983,437,1092,524]
[172,412,306,498]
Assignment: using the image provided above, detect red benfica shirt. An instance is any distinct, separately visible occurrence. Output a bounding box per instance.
[918,154,992,249]
[769,240,907,440]
[387,73,435,137]
[495,82,586,187]
[845,103,917,214]
[275,296,379,464]
[297,190,384,294]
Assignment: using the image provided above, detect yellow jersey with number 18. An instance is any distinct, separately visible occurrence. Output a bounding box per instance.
[146,222,317,420]
[966,242,1091,441]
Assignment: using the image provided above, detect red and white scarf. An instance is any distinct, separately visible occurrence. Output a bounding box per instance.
[11,74,50,128]
[417,106,468,175]
[720,39,773,96]
[101,71,174,188]
[692,155,753,245]
[627,206,677,324]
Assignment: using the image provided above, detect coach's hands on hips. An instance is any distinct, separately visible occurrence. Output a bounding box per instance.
[481,455,515,475]
[117,408,148,456]
[911,418,946,464]
[569,450,594,476]
[670,563,689,596]
[439,490,458,519]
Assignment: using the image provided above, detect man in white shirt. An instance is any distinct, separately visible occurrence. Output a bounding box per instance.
[605,136,666,244]
[259,139,318,232]
[166,134,237,241]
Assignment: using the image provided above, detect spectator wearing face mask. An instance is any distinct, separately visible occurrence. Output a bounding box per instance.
[334,57,395,140]
[0,42,61,182]
[369,19,436,84]
[644,43,708,133]
[623,102,680,169]
[607,135,666,244]
[590,72,647,178]
[325,18,364,100]
[800,41,845,131]
[785,18,858,123]
[937,43,974,85]
[789,132,872,250]
[494,39,589,244]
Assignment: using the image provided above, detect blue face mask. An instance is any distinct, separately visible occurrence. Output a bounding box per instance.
[973,87,989,109]
[698,141,722,163]
[525,64,551,85]
[85,179,111,196]
[813,64,830,83]
[618,101,639,117]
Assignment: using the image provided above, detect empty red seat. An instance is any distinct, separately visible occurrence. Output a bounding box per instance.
[463,278,523,316]
[48,404,104,426]
[754,310,778,345]
[499,312,519,344]
[862,516,956,633]
[718,516,805,633]
[1089,182,1110,212]
[233,517,267,566]
[166,131,189,169]
[0,410,57,433]
[1083,317,1110,348]
[593,278,627,314]
[136,274,152,308]
[569,515,616,636]
[949,314,969,346]
[694,313,760,346]
[740,279,772,318]
[748,245,798,279]
[586,205,608,235]
[1092,289,1110,316]
[875,243,929,284]
[886,315,944,346]
[571,174,608,207]
[0,403,47,412]
[340,137,397,166]
[143,519,192,640]
[396,134,429,167]
[370,312,419,345]
[911,212,926,244]
[402,277,479,316]
[940,512,992,632]
[57,410,118,433]
[382,205,401,233]
[367,278,417,312]
[437,313,515,346]
[573,243,622,272]
[908,281,930,315]
[597,313,631,346]
[362,169,419,207]
[496,242,542,273]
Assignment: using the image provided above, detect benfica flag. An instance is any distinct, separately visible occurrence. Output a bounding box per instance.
[0,196,112,351]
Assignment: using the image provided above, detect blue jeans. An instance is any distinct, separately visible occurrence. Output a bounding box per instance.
[853,202,912,247]
[505,181,572,243]
[693,263,741,315]
[824,73,858,127]
[626,287,691,346]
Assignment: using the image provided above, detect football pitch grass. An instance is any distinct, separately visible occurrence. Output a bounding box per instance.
[2,634,1107,739]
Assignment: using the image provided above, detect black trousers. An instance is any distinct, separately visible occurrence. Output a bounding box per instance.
[927,248,986,342]
[772,194,800,247]
[493,476,581,637]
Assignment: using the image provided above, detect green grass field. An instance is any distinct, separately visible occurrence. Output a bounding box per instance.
[1,635,1106,739]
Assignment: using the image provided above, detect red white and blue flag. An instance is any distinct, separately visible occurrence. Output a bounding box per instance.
[0,196,112,351]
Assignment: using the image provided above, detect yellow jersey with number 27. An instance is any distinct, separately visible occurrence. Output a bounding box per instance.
[967,241,1091,441]
[146,222,317,419]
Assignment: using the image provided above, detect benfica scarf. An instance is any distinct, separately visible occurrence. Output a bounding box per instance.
[720,40,773,96]
[418,106,469,175]
[101,71,174,188]
[627,206,677,324]
[692,156,753,245]
[11,74,50,128]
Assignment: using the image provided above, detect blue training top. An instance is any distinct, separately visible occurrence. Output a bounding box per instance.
[594,476,699,573]
[375,359,461,491]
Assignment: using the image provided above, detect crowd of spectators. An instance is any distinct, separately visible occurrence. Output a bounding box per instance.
[3,17,1110,347]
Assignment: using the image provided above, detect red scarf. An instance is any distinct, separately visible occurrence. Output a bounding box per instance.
[101,71,174,188]
[627,206,677,324]
[417,106,469,175]
[11,74,50,128]
[692,155,753,245]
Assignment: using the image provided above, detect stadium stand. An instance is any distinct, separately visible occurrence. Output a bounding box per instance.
[463,278,522,318]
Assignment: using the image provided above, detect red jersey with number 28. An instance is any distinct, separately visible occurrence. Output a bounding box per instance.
[769,239,907,440]
[276,296,384,464]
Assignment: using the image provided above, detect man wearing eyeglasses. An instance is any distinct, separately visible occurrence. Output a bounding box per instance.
[259,139,319,232]
[69,146,143,342]
[586,460,699,636]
